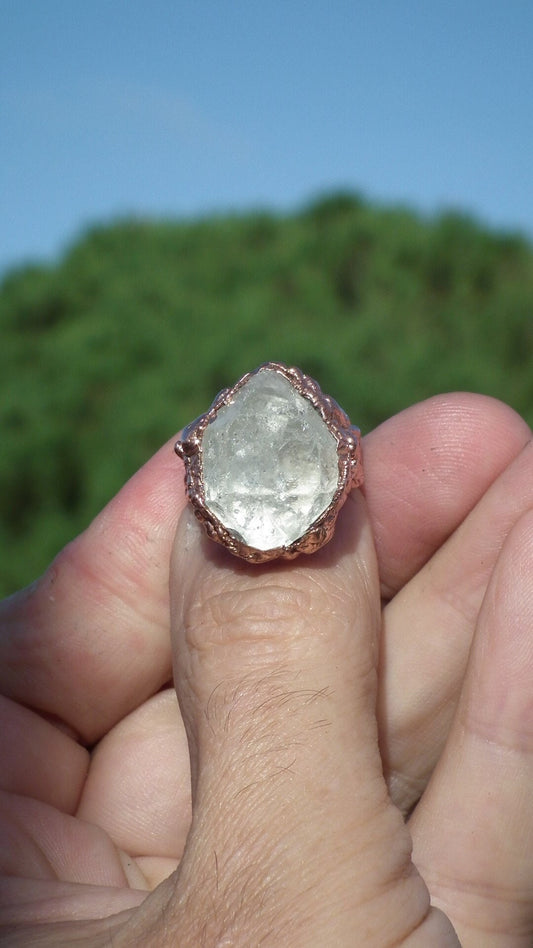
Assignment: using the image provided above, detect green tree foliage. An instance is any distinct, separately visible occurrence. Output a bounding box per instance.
[1,193,532,594]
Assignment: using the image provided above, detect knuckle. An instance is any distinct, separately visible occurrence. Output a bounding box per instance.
[185,575,311,651]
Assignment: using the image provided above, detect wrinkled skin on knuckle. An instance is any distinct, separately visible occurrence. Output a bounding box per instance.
[184,572,315,651]
[176,567,369,750]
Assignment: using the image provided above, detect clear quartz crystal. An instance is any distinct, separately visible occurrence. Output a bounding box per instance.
[201,368,339,550]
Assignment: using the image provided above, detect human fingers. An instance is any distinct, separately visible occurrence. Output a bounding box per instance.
[0,696,181,936]
[365,393,530,599]
[409,509,533,946]
[0,436,184,743]
[0,395,526,749]
[0,880,145,944]
[120,495,458,947]
[380,438,533,813]
[76,689,190,877]
[0,695,88,812]
[9,395,512,918]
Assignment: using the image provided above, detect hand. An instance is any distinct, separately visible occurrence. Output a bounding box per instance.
[0,394,531,946]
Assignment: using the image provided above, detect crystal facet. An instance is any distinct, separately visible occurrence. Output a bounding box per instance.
[201,368,339,550]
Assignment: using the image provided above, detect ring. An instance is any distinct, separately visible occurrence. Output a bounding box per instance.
[175,362,363,563]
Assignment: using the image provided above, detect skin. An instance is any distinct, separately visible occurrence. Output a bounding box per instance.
[0,392,532,945]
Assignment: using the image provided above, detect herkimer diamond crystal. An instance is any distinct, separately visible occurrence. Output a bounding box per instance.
[201,367,340,551]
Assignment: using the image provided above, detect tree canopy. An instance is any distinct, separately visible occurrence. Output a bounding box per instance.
[1,193,532,594]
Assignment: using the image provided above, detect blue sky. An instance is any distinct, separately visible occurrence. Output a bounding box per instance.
[2,1,532,274]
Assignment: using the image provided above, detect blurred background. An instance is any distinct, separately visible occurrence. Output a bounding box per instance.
[1,1,532,594]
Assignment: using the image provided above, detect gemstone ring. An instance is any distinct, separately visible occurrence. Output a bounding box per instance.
[175,362,363,563]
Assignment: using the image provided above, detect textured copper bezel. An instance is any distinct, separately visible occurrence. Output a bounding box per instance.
[175,361,363,563]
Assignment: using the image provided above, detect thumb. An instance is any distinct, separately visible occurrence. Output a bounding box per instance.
[163,492,457,946]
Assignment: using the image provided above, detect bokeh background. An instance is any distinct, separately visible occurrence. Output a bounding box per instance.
[1,1,533,594]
